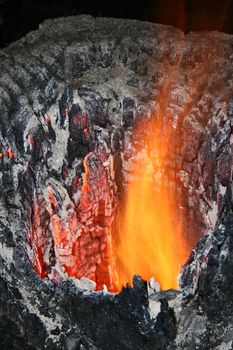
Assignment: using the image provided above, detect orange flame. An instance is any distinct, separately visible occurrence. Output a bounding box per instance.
[114,5,230,290]
[82,157,91,192]
[115,116,188,290]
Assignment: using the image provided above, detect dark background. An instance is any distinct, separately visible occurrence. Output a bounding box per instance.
[0,0,233,48]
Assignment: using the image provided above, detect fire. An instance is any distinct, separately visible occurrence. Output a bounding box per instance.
[30,11,229,292]
[115,116,189,290]
[113,7,227,290]
[82,157,91,193]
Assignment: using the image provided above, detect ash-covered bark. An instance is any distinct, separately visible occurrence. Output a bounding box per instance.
[178,188,233,349]
[0,15,232,349]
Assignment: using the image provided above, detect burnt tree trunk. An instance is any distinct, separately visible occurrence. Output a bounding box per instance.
[0,15,232,349]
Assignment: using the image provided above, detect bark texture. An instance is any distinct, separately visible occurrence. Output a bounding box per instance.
[0,15,233,349]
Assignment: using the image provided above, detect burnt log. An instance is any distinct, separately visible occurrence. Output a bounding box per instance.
[0,15,232,349]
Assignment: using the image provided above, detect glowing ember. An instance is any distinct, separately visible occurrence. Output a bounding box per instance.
[30,151,118,292]
[29,21,224,292]
[115,116,189,290]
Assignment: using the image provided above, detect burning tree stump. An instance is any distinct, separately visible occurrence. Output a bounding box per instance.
[0,15,232,349]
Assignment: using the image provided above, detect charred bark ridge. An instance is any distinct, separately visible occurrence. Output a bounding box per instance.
[0,15,232,349]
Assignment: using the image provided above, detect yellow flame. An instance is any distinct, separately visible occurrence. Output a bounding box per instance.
[115,116,189,290]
